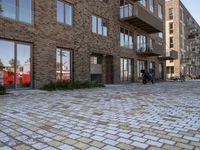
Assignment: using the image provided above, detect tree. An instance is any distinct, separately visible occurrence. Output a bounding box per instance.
[9,59,20,67]
[0,59,3,68]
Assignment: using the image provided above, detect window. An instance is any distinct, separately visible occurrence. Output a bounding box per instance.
[169,8,173,20]
[169,37,174,48]
[57,0,73,25]
[120,58,132,82]
[137,35,147,52]
[158,32,163,38]
[169,23,173,34]
[140,0,146,7]
[120,27,133,49]
[56,48,72,81]
[0,0,32,24]
[137,60,147,79]
[0,39,31,89]
[90,56,98,64]
[158,4,163,19]
[92,15,108,36]
[149,0,154,13]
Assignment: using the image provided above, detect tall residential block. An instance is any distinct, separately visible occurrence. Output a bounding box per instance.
[0,0,168,89]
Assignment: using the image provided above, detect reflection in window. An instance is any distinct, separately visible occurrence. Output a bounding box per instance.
[57,0,73,25]
[137,35,147,52]
[120,58,132,82]
[149,0,154,13]
[158,4,163,19]
[92,15,108,36]
[0,0,32,24]
[137,60,146,79]
[140,0,146,7]
[120,27,133,49]
[56,48,72,81]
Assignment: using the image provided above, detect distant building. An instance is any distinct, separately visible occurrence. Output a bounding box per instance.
[165,0,200,79]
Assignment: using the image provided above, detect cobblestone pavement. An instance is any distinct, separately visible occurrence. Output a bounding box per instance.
[0,81,200,150]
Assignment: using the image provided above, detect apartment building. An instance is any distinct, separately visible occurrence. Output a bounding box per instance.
[165,0,200,79]
[0,0,167,89]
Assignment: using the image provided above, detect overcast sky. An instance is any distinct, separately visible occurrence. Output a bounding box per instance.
[181,0,200,25]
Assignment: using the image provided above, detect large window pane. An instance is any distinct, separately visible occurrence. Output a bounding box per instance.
[1,0,16,19]
[56,48,72,81]
[120,58,132,82]
[98,17,102,35]
[57,0,64,23]
[0,40,15,88]
[65,4,72,25]
[19,0,32,23]
[16,44,31,88]
[92,15,97,33]
[62,50,71,81]
[56,49,61,80]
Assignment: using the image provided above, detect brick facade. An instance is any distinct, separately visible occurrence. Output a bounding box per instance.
[0,0,166,88]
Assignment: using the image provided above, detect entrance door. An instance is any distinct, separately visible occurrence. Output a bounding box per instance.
[16,44,31,88]
[0,39,31,89]
[106,55,113,84]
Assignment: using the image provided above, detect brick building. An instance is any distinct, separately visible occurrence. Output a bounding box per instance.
[165,0,200,79]
[0,0,169,89]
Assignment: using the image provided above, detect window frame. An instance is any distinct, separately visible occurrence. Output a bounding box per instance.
[92,15,108,36]
[56,0,73,26]
[56,48,73,82]
[0,0,34,25]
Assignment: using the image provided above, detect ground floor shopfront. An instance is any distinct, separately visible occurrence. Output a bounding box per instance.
[0,39,165,89]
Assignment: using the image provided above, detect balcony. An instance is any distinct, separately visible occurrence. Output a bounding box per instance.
[159,50,178,60]
[181,58,191,64]
[136,43,163,56]
[119,4,163,33]
[187,31,199,39]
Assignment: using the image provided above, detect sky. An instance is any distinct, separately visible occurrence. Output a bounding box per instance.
[181,0,200,25]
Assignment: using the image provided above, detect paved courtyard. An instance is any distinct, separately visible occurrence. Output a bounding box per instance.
[0,81,200,150]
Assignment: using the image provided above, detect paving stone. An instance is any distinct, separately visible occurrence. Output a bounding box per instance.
[74,142,89,149]
[48,141,63,147]
[117,143,134,150]
[102,145,120,150]
[117,138,132,144]
[131,141,149,149]
[144,135,159,141]
[62,138,77,145]
[131,136,147,142]
[159,138,176,145]
[103,139,119,146]
[183,136,199,142]
[58,144,74,150]
[176,142,194,150]
[91,136,105,141]
[86,147,100,150]
[0,146,13,150]
[146,140,163,147]
[32,143,48,149]
[118,133,132,139]
[90,141,105,148]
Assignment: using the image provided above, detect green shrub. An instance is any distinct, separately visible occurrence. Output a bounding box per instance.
[41,81,105,91]
[0,85,6,95]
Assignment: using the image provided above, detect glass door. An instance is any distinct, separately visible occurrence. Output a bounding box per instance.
[16,44,31,88]
[0,39,31,89]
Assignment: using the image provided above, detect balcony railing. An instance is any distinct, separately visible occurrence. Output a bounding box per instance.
[181,58,191,64]
[159,50,178,60]
[119,4,163,33]
[136,43,163,56]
